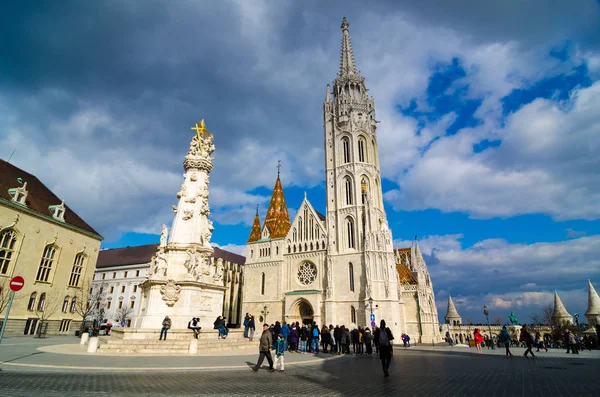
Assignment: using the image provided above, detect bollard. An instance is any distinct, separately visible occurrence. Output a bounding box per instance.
[87,337,99,353]
[189,338,198,354]
[80,333,90,345]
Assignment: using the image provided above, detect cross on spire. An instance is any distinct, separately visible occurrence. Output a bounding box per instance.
[277,160,282,177]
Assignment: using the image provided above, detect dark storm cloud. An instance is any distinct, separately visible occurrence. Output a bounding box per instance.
[1,0,599,240]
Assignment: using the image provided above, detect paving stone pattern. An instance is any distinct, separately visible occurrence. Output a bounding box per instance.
[1,349,599,396]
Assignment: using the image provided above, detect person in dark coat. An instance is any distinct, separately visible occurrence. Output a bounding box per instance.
[247,314,256,341]
[374,319,394,377]
[252,324,275,372]
[243,313,250,338]
[272,321,281,349]
[289,322,299,352]
[520,325,535,358]
[334,325,342,354]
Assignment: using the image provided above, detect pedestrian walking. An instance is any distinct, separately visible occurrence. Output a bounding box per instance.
[364,327,373,355]
[252,324,275,372]
[499,326,513,357]
[473,328,483,354]
[374,319,394,378]
[159,316,171,341]
[275,334,286,372]
[520,325,535,358]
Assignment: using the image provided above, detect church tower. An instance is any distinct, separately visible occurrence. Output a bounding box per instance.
[323,18,401,334]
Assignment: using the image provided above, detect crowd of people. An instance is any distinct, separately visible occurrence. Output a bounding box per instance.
[244,314,397,377]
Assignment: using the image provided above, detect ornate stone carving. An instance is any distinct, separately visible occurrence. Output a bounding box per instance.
[182,210,194,220]
[190,172,198,182]
[160,280,181,307]
[184,247,201,280]
[198,295,213,311]
[159,224,168,248]
[176,184,187,199]
[213,258,224,283]
[326,256,333,298]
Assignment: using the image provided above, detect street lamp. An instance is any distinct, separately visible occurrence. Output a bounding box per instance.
[261,305,269,324]
[574,313,580,331]
[483,305,494,349]
[368,296,374,316]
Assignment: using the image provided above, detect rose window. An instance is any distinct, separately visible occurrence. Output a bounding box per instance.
[297,262,317,285]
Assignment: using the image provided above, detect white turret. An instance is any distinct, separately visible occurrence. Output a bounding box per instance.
[551,291,573,326]
[585,280,600,326]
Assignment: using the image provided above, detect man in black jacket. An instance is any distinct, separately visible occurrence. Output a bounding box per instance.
[374,320,394,377]
[252,324,275,372]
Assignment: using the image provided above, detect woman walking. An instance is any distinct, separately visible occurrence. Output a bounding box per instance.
[473,328,484,354]
[499,326,513,357]
[374,319,394,378]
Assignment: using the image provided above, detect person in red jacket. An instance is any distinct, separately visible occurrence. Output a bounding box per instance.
[473,328,484,354]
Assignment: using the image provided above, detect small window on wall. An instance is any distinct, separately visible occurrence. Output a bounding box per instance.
[107,301,112,309]
[351,306,356,324]
[349,263,355,292]
[70,298,77,313]
[130,300,135,309]
[121,286,125,293]
[62,296,69,313]
[124,271,128,278]
[133,285,138,293]
[261,272,265,295]
[118,301,123,309]
[28,292,37,311]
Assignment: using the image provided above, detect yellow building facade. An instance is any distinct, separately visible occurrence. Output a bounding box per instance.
[0,159,102,336]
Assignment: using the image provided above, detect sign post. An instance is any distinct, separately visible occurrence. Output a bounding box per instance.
[0,276,25,344]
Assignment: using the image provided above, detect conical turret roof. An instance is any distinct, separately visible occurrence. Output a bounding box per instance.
[552,291,573,325]
[247,206,262,243]
[445,295,462,323]
[263,175,291,239]
[585,280,600,317]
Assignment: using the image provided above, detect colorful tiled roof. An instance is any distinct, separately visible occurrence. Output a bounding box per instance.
[263,176,291,239]
[247,209,262,243]
[394,247,411,268]
[396,263,417,285]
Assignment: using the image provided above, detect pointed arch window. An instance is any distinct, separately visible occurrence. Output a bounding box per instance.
[342,137,350,163]
[261,272,265,295]
[62,296,70,313]
[361,177,369,204]
[28,292,37,311]
[344,177,353,205]
[372,139,377,166]
[36,244,57,282]
[70,297,77,313]
[358,137,367,162]
[349,263,355,292]
[346,217,355,249]
[69,253,86,287]
[351,305,357,324]
[0,228,17,275]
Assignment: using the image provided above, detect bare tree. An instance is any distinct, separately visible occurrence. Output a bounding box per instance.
[529,304,553,325]
[72,280,106,336]
[114,306,134,324]
[32,290,62,336]
[493,316,503,326]
[0,279,13,314]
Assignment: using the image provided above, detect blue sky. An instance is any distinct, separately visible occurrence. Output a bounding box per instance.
[2,0,599,323]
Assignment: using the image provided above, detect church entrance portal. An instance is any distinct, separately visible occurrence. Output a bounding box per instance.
[292,299,314,325]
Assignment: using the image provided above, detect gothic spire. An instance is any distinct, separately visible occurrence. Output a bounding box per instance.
[263,172,291,239]
[339,17,358,77]
[445,295,462,325]
[552,291,573,325]
[585,280,600,325]
[247,205,262,243]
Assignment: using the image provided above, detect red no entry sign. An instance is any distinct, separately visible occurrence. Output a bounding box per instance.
[9,276,24,292]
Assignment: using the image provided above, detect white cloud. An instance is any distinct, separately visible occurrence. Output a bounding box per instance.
[211,242,246,256]
[414,233,600,321]
[385,82,600,221]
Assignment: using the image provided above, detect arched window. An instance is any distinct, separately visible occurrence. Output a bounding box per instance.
[358,137,366,162]
[28,292,37,311]
[351,306,357,324]
[37,293,46,311]
[36,244,57,282]
[372,139,377,166]
[62,296,70,313]
[349,263,355,292]
[261,272,265,295]
[0,228,17,275]
[342,137,350,163]
[361,177,369,204]
[69,253,85,287]
[70,297,77,313]
[344,177,353,205]
[298,218,303,241]
[346,217,355,249]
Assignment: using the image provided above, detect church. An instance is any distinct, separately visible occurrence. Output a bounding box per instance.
[241,18,440,342]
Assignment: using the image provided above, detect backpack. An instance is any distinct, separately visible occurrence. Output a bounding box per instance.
[313,327,319,337]
[379,329,390,346]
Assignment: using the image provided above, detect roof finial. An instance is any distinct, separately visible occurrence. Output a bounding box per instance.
[277,160,282,177]
[415,234,418,241]
[256,204,259,215]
